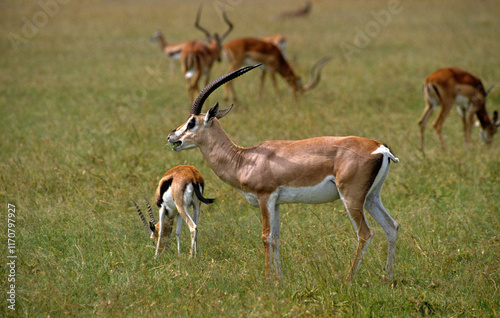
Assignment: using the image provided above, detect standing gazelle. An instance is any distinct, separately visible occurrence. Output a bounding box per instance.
[133,165,214,257]
[167,65,400,282]
[180,6,233,103]
[418,67,499,150]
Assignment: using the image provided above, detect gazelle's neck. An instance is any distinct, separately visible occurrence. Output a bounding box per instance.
[157,35,167,50]
[476,107,494,130]
[197,120,247,188]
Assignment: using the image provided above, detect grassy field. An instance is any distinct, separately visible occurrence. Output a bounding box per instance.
[1,0,499,316]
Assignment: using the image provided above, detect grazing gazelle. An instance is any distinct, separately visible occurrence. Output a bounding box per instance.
[133,165,215,257]
[223,37,331,102]
[418,67,498,150]
[167,65,400,282]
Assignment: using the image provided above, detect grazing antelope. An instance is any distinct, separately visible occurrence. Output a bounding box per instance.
[274,0,312,19]
[168,65,400,282]
[133,165,215,257]
[180,6,233,103]
[223,37,331,102]
[262,34,287,57]
[418,67,499,150]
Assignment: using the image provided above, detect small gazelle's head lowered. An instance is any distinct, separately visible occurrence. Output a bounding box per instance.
[133,196,173,253]
[168,64,261,151]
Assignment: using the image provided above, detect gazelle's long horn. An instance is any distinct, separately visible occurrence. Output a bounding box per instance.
[132,198,153,236]
[219,6,233,41]
[143,195,156,225]
[190,64,262,115]
[485,83,495,97]
[303,56,332,91]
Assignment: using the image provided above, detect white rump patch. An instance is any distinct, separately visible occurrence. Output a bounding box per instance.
[372,145,399,163]
[185,69,195,79]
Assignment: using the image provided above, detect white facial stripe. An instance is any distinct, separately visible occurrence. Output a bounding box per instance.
[174,116,199,138]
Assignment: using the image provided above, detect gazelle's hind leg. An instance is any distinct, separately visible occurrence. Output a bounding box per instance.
[364,156,399,281]
[364,192,399,281]
[155,206,167,257]
[339,191,373,283]
[418,102,434,151]
[173,184,198,257]
[191,200,201,256]
[432,97,455,150]
[175,214,183,253]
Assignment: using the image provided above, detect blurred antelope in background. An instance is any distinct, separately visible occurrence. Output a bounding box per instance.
[418,67,498,150]
[262,34,287,57]
[150,30,186,60]
[167,65,400,283]
[274,0,312,19]
[133,165,215,257]
[150,30,187,74]
[180,6,233,103]
[222,37,330,102]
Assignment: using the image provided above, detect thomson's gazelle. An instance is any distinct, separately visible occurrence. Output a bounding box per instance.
[133,165,214,257]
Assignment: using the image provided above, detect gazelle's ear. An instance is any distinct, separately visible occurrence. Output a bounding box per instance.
[205,102,219,126]
[216,104,233,119]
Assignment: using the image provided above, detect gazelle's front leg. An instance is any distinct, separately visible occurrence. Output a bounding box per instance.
[259,195,282,279]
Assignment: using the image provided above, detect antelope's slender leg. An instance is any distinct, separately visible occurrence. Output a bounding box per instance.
[155,206,167,257]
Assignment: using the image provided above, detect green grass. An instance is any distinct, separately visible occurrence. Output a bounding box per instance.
[1,0,499,316]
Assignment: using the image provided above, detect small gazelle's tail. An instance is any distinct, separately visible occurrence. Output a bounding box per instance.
[193,183,215,204]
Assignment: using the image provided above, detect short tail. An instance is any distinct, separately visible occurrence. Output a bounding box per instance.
[378,144,399,163]
[194,184,215,204]
[388,152,399,163]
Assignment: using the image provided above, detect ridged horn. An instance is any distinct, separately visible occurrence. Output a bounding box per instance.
[132,198,153,236]
[143,195,156,225]
[190,64,262,115]
[303,56,332,91]
[485,83,495,97]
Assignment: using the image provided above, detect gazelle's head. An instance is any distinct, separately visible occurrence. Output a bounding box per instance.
[132,197,172,253]
[150,30,162,42]
[480,110,499,144]
[285,56,332,97]
[168,65,261,151]
[195,5,233,62]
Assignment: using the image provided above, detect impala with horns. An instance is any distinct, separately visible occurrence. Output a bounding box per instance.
[168,65,400,282]
[133,165,215,257]
[180,6,233,103]
[418,67,498,150]
[222,38,331,102]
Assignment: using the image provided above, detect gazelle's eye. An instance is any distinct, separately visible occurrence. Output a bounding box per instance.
[187,119,196,130]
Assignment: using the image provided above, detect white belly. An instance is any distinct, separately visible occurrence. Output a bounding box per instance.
[455,95,471,117]
[277,176,340,204]
[237,176,340,207]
